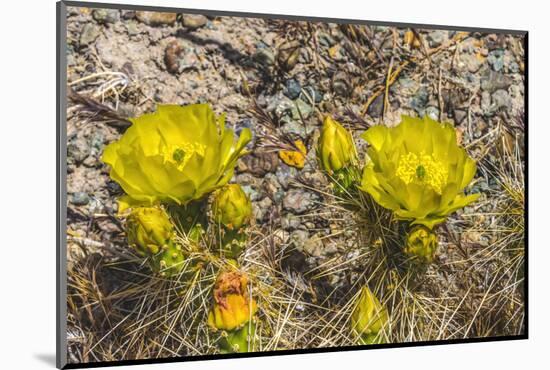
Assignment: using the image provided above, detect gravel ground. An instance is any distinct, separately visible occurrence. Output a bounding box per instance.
[64,5,525,363]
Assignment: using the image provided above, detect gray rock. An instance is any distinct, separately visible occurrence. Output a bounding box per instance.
[302,171,327,189]
[424,106,440,121]
[410,86,429,115]
[254,48,275,66]
[147,28,163,43]
[253,197,273,222]
[71,192,90,206]
[427,30,447,47]
[283,189,320,214]
[291,99,313,120]
[241,184,262,202]
[106,180,122,195]
[92,9,120,24]
[182,14,208,29]
[264,173,284,203]
[79,24,100,47]
[487,49,505,72]
[491,89,511,110]
[289,229,309,251]
[67,137,90,164]
[480,70,512,93]
[367,94,384,118]
[89,132,104,158]
[284,79,301,100]
[126,21,141,36]
[461,53,484,73]
[481,89,510,116]
[267,94,294,119]
[509,61,520,74]
[324,241,339,255]
[276,165,299,190]
[281,214,302,230]
[303,236,324,257]
[396,77,417,95]
[280,120,315,140]
[234,173,258,186]
[453,109,467,124]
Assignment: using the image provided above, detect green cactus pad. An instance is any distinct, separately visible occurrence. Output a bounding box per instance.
[151,240,185,277]
[219,322,257,353]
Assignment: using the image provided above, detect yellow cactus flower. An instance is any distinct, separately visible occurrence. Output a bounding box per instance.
[208,271,258,331]
[212,184,252,230]
[102,104,251,212]
[317,116,357,174]
[404,225,438,263]
[359,115,479,229]
[351,286,388,344]
[126,206,174,256]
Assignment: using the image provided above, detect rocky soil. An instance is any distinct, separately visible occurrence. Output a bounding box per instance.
[64,6,526,362]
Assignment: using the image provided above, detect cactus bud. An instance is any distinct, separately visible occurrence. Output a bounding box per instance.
[317,116,357,174]
[126,206,184,276]
[350,286,388,344]
[212,184,252,230]
[404,225,438,263]
[126,206,174,256]
[208,271,257,331]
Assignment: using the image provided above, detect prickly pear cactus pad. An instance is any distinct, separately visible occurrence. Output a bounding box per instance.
[62,3,526,366]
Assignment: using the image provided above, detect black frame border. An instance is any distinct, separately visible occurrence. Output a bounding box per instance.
[56,1,529,369]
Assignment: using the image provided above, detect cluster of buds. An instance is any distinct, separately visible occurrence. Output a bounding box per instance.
[350,286,389,345]
[126,206,184,276]
[404,225,438,263]
[208,271,258,353]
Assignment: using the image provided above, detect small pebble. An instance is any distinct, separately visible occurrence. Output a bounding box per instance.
[71,192,90,206]
[135,11,177,26]
[182,14,208,29]
[284,79,301,100]
[92,9,120,24]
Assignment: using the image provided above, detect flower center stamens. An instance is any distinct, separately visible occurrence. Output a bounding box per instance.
[172,148,185,164]
[163,142,206,169]
[416,165,426,180]
[396,152,448,194]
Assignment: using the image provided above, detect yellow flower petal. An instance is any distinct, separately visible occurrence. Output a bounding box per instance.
[279,140,307,169]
